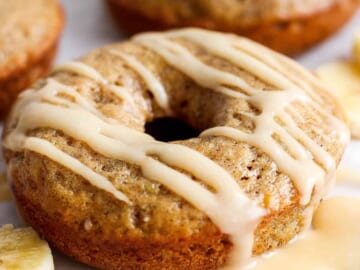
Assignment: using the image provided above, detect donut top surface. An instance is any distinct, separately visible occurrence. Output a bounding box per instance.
[3,28,349,268]
[0,0,63,80]
[111,0,337,26]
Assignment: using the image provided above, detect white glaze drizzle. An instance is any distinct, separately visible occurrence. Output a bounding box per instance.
[134,34,252,98]
[134,29,349,204]
[25,137,131,203]
[231,37,325,105]
[108,50,169,110]
[3,28,349,269]
[54,61,135,106]
[4,71,264,269]
[54,62,107,83]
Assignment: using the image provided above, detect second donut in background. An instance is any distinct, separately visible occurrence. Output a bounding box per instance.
[0,0,64,119]
[106,0,360,55]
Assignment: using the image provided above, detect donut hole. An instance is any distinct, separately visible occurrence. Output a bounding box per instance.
[145,117,199,142]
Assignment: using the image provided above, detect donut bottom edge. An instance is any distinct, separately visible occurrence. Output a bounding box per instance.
[10,168,306,270]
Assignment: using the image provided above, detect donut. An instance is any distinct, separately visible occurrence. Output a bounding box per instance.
[106,0,360,55]
[3,28,349,270]
[0,0,64,119]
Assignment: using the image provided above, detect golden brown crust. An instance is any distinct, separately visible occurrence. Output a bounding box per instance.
[0,43,59,119]
[0,0,64,119]
[4,33,347,270]
[106,0,360,55]
[13,184,304,270]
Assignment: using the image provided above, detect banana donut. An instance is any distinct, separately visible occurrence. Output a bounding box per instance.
[106,0,360,55]
[0,0,64,119]
[3,29,349,270]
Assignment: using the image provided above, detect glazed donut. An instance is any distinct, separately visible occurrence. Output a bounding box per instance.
[3,28,349,270]
[0,0,64,119]
[106,0,360,55]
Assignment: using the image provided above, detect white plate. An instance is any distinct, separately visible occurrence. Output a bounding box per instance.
[1,1,360,268]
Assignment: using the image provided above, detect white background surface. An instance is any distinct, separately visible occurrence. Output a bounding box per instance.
[1,0,360,269]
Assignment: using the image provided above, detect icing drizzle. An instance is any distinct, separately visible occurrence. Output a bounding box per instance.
[3,28,349,269]
[134,29,348,204]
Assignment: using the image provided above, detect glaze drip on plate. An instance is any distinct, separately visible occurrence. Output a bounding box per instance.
[251,196,360,270]
[3,28,349,269]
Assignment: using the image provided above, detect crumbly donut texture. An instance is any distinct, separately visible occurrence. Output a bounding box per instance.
[4,29,348,270]
[0,0,64,118]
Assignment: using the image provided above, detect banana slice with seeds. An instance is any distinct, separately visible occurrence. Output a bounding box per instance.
[0,224,54,270]
[316,33,360,138]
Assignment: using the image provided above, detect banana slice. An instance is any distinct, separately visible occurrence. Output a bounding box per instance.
[0,172,11,202]
[316,61,360,138]
[316,32,360,138]
[0,224,54,270]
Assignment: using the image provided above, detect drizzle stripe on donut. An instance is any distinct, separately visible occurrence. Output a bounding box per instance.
[4,68,264,269]
[134,29,348,203]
